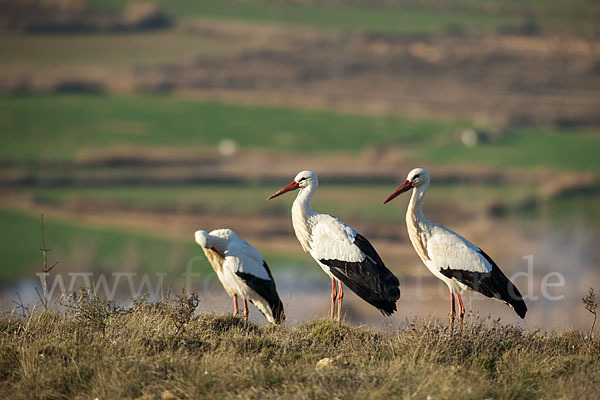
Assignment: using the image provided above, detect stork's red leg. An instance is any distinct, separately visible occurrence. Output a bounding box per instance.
[233,294,239,316]
[243,296,249,323]
[330,277,337,321]
[456,292,465,331]
[449,292,456,336]
[337,281,344,325]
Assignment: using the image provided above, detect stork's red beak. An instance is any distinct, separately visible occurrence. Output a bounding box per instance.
[267,181,300,200]
[382,180,413,205]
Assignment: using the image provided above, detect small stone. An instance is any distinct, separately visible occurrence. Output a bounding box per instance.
[316,357,334,370]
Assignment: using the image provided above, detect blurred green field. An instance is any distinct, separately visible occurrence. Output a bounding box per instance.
[5,181,598,283]
[1,94,599,171]
[414,129,600,171]
[29,181,600,227]
[0,94,465,159]
[88,0,600,33]
[0,208,309,282]
[30,182,538,220]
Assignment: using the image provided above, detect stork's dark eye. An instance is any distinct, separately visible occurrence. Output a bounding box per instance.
[413,174,420,180]
[298,177,307,182]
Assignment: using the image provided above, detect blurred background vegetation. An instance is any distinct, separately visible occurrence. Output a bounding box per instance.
[0,0,598,328]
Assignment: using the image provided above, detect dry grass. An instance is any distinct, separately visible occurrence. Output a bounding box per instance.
[1,293,599,399]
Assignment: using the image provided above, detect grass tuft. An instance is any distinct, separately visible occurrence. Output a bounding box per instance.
[1,303,599,399]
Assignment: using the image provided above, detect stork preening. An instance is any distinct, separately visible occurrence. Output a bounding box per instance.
[382,168,527,333]
[268,170,400,322]
[194,229,285,324]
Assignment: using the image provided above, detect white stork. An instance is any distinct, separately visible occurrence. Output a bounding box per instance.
[382,168,527,332]
[267,170,400,322]
[194,229,285,324]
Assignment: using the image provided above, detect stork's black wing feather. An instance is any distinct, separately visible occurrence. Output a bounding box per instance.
[439,249,527,318]
[320,233,400,316]
[236,261,285,323]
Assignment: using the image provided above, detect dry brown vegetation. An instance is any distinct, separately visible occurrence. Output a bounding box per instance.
[157,21,600,127]
[0,0,170,33]
[1,292,599,399]
[1,17,599,127]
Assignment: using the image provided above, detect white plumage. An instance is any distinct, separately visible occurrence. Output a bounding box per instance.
[268,170,400,321]
[309,215,365,265]
[383,167,527,332]
[427,227,493,275]
[194,229,285,324]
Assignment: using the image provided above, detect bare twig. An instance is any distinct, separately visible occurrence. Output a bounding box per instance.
[582,287,597,336]
[38,214,58,311]
[35,286,44,305]
[12,292,30,318]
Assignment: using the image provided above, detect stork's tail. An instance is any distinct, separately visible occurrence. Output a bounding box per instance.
[505,280,527,319]
[271,297,285,324]
[478,250,527,319]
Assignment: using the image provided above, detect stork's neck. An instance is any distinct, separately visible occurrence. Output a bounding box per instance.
[202,236,226,274]
[407,184,428,223]
[406,184,432,261]
[291,184,317,253]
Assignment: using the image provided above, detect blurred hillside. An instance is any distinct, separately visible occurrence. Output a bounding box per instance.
[0,0,598,329]
[1,0,599,126]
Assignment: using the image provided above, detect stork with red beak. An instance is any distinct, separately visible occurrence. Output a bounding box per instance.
[268,170,400,322]
[383,168,527,333]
